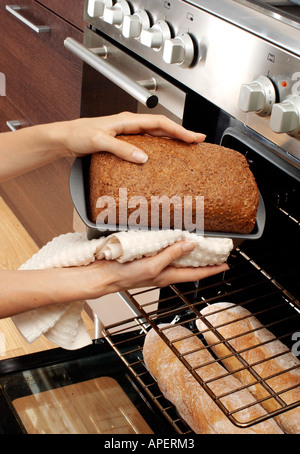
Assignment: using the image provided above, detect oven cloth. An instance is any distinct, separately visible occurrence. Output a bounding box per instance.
[12,230,233,350]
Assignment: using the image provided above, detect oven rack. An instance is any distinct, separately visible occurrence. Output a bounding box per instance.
[102,248,300,433]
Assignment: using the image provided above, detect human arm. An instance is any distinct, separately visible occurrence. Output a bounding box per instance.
[0,241,228,319]
[0,112,205,182]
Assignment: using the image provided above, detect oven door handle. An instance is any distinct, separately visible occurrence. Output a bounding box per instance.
[64,37,159,109]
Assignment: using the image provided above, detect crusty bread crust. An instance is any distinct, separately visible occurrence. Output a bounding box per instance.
[143,324,283,433]
[196,302,300,433]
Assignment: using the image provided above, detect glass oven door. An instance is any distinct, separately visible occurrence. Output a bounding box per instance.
[0,340,173,434]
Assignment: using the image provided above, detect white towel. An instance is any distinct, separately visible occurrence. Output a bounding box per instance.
[12,230,233,350]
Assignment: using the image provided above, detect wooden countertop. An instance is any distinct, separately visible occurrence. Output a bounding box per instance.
[0,196,94,359]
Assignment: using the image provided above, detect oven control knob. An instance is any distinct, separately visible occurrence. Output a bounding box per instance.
[140,21,171,51]
[87,0,112,18]
[163,33,194,67]
[122,10,150,39]
[270,95,300,135]
[238,75,276,116]
[103,0,131,26]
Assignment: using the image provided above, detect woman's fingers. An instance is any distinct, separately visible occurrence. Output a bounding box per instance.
[142,241,229,287]
[145,241,196,275]
[111,112,206,143]
[88,113,206,162]
[92,131,149,163]
[154,262,229,288]
[60,112,206,159]
[133,241,229,287]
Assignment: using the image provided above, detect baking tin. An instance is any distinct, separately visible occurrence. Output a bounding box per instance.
[69,156,266,241]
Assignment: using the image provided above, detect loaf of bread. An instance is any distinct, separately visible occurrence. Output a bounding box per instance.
[89,135,259,233]
[143,324,283,433]
[196,302,300,433]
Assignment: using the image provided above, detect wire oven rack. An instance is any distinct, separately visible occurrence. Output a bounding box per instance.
[102,246,300,433]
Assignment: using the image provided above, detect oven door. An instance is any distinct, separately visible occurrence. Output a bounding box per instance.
[0,338,174,434]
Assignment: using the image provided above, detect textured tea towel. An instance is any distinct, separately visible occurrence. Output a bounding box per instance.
[12,230,233,350]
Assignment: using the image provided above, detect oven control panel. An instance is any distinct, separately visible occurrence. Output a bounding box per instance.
[270,95,300,136]
[238,75,276,117]
[84,0,300,160]
[87,0,196,67]
[239,75,300,136]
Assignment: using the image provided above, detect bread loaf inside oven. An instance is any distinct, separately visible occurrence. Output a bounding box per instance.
[196,302,300,434]
[89,135,259,233]
[143,324,283,434]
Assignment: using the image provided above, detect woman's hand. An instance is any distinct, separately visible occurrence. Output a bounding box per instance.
[54,111,206,163]
[80,241,229,299]
[0,241,228,319]
[0,111,205,182]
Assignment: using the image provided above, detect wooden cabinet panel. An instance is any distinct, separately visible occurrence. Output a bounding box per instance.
[0,97,31,132]
[0,157,74,248]
[0,0,83,124]
[0,1,84,246]
[35,0,87,31]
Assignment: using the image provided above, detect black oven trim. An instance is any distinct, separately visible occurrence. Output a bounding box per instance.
[221,125,300,182]
[0,341,105,377]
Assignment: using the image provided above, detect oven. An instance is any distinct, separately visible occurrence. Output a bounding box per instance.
[0,0,299,435]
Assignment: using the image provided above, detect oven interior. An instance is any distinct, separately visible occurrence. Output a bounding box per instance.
[101,132,300,432]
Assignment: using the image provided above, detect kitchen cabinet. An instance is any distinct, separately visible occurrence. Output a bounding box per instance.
[35,0,86,31]
[0,97,28,133]
[0,0,85,247]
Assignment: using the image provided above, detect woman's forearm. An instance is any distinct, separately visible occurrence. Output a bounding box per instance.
[0,267,105,318]
[0,124,64,182]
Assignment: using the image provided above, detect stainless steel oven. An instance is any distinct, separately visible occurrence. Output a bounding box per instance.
[66,0,300,160]
[0,0,299,435]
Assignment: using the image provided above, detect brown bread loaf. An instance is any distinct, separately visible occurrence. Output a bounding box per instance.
[196,302,300,433]
[143,324,283,433]
[89,135,259,233]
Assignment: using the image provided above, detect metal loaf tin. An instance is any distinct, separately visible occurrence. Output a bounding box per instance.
[69,156,266,241]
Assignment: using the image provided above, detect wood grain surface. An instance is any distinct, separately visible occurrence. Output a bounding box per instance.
[35,0,87,31]
[0,0,83,124]
[0,196,94,358]
[0,157,74,248]
[13,376,153,434]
